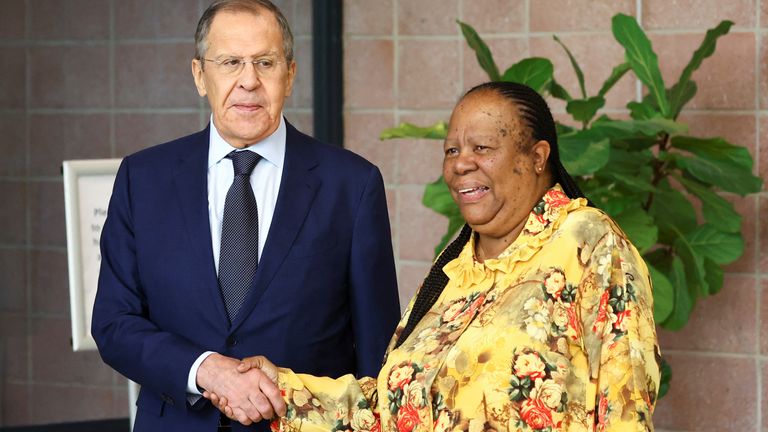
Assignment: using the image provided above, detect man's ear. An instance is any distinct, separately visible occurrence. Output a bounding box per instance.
[284,60,297,98]
[191,58,207,97]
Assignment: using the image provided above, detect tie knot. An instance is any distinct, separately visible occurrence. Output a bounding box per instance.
[227,150,261,176]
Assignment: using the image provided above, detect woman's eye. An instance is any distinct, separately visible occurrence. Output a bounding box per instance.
[444,148,458,156]
[475,145,487,151]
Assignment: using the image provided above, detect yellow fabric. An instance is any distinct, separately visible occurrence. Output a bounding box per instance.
[273,185,660,432]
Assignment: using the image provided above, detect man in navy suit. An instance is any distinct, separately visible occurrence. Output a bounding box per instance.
[91,1,400,430]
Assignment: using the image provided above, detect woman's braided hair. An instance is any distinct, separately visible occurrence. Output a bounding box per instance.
[393,81,588,348]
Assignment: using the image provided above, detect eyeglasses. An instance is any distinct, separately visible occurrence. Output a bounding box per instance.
[199,56,286,77]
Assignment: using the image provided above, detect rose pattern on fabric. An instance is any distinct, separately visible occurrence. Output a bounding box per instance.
[524,189,571,236]
[507,348,567,431]
[522,268,581,348]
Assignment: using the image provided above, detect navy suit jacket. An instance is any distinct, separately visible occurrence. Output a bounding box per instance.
[92,122,400,431]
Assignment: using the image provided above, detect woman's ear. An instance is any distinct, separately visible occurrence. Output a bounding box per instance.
[531,140,551,172]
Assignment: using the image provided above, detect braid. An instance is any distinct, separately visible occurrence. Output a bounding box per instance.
[394,224,472,348]
[553,158,591,204]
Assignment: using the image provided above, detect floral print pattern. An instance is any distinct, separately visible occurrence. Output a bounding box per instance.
[507,349,567,431]
[272,185,660,432]
[386,361,428,432]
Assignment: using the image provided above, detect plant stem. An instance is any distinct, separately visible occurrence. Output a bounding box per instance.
[643,132,671,211]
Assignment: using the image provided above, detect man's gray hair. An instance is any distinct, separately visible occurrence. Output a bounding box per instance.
[194,0,294,63]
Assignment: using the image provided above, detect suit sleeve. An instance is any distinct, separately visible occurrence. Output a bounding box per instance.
[347,165,401,378]
[91,158,205,410]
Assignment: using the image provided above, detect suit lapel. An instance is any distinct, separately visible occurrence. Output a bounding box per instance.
[231,122,320,330]
[172,126,231,325]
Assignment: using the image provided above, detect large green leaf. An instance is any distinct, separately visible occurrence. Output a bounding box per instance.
[673,154,763,195]
[612,14,670,116]
[380,121,448,140]
[596,193,643,218]
[553,35,586,98]
[647,263,673,323]
[674,234,708,297]
[621,136,659,152]
[685,224,744,265]
[677,176,741,233]
[658,356,672,399]
[606,172,656,193]
[627,101,657,120]
[598,63,631,97]
[549,78,573,102]
[502,58,554,94]
[458,20,501,81]
[669,21,733,116]
[603,147,654,175]
[421,176,465,257]
[703,257,724,295]
[566,96,605,124]
[591,117,687,138]
[667,80,698,118]
[614,207,658,252]
[581,179,641,217]
[663,255,693,330]
[649,181,697,242]
[632,118,688,135]
[671,136,754,171]
[558,130,610,175]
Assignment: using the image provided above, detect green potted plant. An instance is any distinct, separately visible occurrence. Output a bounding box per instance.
[381,13,763,398]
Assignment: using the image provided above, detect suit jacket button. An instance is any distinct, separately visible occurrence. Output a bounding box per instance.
[226,336,238,347]
[161,393,175,406]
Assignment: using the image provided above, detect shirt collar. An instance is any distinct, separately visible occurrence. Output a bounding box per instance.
[207,115,286,170]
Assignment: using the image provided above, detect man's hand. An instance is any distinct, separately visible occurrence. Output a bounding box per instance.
[196,353,285,425]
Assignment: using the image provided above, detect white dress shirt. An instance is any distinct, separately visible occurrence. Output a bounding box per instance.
[186,116,286,401]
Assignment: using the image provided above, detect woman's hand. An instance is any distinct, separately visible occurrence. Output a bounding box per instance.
[203,355,286,423]
[237,355,280,383]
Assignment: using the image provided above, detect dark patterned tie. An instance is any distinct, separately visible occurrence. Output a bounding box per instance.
[218,150,261,322]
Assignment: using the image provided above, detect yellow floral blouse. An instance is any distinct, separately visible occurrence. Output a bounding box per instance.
[272,185,661,432]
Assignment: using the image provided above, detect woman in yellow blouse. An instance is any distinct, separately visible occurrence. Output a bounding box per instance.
[209,82,661,431]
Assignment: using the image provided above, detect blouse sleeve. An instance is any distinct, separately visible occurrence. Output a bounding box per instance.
[271,370,382,432]
[579,229,661,431]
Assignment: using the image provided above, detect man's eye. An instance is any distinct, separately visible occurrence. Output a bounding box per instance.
[222,58,241,67]
[256,59,275,68]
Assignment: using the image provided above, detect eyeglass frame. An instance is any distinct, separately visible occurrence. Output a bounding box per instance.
[197,55,289,77]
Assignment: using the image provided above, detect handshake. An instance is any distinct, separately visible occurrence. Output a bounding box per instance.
[197,354,287,425]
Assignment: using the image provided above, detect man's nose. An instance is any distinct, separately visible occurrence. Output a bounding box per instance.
[238,62,261,90]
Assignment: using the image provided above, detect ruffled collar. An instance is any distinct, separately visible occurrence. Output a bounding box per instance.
[442,184,586,288]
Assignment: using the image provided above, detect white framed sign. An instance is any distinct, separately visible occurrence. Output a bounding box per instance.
[63,159,122,352]
[64,158,142,429]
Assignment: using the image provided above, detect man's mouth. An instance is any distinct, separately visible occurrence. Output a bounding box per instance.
[232,103,262,112]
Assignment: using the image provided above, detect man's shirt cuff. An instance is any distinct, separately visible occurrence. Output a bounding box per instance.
[186,351,216,405]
